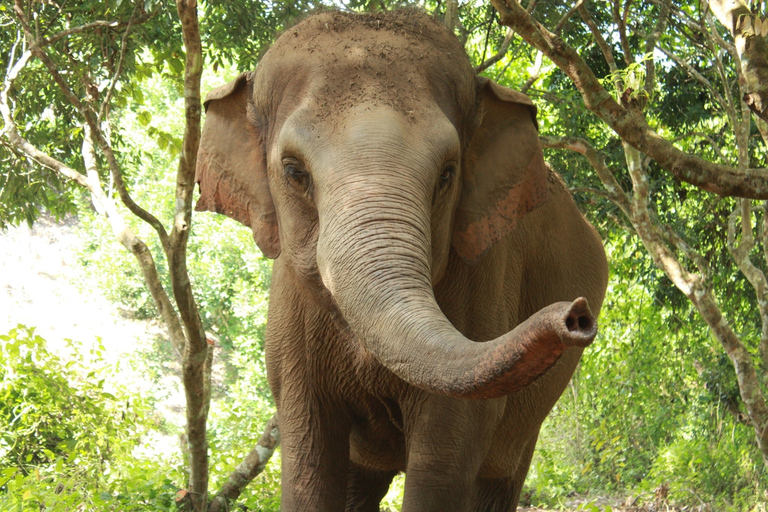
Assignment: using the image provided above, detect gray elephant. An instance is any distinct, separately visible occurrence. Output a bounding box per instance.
[195,9,608,512]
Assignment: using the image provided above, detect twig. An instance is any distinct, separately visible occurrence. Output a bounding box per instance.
[99,4,139,123]
[39,12,153,48]
[474,28,514,73]
[539,135,630,215]
[554,0,584,34]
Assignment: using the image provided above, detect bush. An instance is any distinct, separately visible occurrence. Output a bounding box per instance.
[0,326,184,511]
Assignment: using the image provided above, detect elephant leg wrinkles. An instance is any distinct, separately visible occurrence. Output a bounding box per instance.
[399,393,505,512]
[277,381,353,510]
[346,463,398,512]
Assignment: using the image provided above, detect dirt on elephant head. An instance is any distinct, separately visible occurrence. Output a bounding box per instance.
[259,9,477,125]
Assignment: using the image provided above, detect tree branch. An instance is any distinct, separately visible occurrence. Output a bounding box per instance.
[98,4,139,123]
[579,2,623,100]
[728,200,768,369]
[643,0,669,96]
[709,0,768,124]
[443,0,459,33]
[491,0,768,199]
[474,28,514,74]
[39,14,153,48]
[11,0,171,252]
[539,135,630,215]
[611,0,633,67]
[209,416,280,512]
[554,0,585,35]
[173,1,209,510]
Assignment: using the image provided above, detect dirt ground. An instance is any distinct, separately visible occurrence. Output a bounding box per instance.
[0,215,185,459]
[0,215,157,360]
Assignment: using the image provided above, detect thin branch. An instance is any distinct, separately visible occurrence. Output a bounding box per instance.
[539,135,630,215]
[580,4,620,82]
[209,416,280,512]
[519,2,584,92]
[643,0,670,95]
[671,131,727,161]
[99,4,138,123]
[474,28,514,74]
[554,0,585,35]
[40,12,153,48]
[520,50,543,94]
[612,0,633,66]
[728,200,768,369]
[657,46,729,119]
[661,225,710,278]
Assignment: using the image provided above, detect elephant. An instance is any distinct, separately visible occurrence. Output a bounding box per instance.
[195,9,608,512]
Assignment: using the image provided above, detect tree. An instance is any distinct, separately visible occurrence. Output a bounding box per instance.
[484,0,768,470]
[0,1,286,509]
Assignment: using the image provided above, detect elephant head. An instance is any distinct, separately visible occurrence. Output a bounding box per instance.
[195,10,596,399]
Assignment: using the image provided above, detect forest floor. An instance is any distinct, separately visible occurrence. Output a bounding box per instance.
[0,216,682,512]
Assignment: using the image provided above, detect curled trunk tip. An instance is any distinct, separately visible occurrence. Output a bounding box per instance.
[562,296,597,347]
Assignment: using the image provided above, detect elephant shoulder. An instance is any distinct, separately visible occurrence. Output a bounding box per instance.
[544,164,568,195]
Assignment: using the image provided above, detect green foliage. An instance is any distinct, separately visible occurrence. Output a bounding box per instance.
[0,326,183,511]
[526,236,767,510]
[202,0,326,72]
[0,1,179,230]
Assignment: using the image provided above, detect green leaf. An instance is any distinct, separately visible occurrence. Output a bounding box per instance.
[132,87,145,105]
[168,58,184,75]
[137,111,152,127]
[0,468,17,488]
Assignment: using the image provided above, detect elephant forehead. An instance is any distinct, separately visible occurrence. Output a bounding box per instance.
[264,11,473,123]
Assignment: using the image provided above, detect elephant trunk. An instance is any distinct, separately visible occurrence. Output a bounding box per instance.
[316,176,596,400]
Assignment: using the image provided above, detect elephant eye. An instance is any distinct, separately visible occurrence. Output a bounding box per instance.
[283,161,311,192]
[439,164,456,188]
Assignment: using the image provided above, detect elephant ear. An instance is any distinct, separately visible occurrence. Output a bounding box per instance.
[195,72,280,259]
[452,77,549,264]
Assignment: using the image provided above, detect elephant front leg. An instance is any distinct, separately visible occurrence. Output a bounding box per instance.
[345,462,398,512]
[400,395,503,512]
[279,390,352,511]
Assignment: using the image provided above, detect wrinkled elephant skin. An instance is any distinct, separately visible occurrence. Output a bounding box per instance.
[195,10,608,512]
